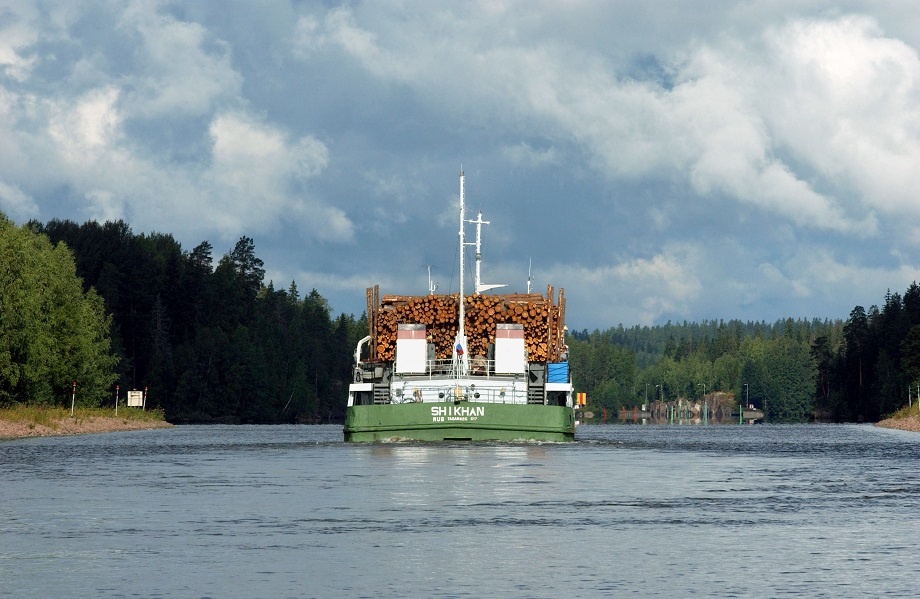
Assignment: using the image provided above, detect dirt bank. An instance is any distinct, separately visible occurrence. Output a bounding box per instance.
[0,416,173,440]
[875,416,920,433]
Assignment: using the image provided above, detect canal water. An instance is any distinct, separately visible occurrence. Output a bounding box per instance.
[2,424,919,598]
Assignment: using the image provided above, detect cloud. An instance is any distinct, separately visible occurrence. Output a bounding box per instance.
[0,180,37,220]
[5,1,920,329]
[0,3,39,81]
[544,245,704,326]
[0,2,352,250]
[118,2,243,118]
[290,16,322,59]
[314,6,917,239]
[48,86,123,162]
[545,228,920,328]
[503,142,559,167]
[778,246,920,309]
[276,4,920,324]
[278,268,405,309]
[759,16,920,218]
[206,112,347,240]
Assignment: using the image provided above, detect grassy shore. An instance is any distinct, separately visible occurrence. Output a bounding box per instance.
[875,404,920,433]
[0,405,172,440]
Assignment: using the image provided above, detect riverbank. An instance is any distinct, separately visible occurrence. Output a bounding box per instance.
[875,415,920,432]
[874,404,920,433]
[0,407,173,440]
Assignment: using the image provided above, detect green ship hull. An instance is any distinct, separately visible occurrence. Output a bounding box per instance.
[344,402,576,442]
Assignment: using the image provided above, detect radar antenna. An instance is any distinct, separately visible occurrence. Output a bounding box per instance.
[423,265,438,295]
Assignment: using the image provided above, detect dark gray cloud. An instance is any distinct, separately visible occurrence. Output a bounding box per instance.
[2,1,919,329]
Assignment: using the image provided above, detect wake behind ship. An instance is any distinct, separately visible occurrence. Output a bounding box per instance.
[343,170,576,442]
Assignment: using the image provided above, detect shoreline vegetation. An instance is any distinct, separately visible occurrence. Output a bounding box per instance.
[0,406,172,440]
[875,417,920,432]
[874,404,920,433]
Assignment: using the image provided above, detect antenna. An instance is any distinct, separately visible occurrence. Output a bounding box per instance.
[527,258,533,294]
[423,265,438,294]
[468,210,507,294]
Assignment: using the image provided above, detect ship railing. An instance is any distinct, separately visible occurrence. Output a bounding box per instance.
[357,358,528,382]
[418,358,524,380]
[388,383,531,405]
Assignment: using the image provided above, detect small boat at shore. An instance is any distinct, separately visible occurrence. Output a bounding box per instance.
[343,170,575,442]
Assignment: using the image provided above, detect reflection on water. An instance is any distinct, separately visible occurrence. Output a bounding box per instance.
[2,424,919,598]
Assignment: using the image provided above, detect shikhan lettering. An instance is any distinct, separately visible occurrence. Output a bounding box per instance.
[430,405,485,422]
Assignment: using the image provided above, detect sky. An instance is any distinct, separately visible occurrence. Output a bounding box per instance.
[3,1,920,331]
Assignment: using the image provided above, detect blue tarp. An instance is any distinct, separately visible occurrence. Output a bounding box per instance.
[547,362,569,383]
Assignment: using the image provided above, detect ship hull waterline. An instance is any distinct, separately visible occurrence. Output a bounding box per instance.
[344,402,576,442]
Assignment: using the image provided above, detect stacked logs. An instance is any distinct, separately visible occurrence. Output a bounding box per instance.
[367,286,566,364]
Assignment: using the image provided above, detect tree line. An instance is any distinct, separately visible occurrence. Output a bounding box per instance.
[1,215,118,406]
[567,284,920,422]
[6,210,919,424]
[8,216,366,423]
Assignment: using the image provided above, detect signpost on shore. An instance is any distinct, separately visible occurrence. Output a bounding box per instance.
[127,390,144,408]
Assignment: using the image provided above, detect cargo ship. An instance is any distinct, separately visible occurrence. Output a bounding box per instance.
[343,170,575,442]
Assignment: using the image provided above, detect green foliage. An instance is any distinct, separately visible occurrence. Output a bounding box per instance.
[1,215,118,406]
[568,317,836,422]
[900,325,920,388]
[567,330,637,411]
[1,404,166,423]
[569,282,920,423]
[828,287,920,422]
[884,401,920,421]
[31,217,366,424]
[757,336,817,422]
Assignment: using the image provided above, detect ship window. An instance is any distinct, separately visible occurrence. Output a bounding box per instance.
[548,392,566,407]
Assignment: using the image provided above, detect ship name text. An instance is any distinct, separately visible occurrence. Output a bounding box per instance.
[430,405,485,422]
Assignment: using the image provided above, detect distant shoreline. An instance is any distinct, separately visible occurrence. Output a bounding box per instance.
[0,416,173,440]
[4,415,916,439]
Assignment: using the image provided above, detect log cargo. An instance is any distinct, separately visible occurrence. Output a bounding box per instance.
[366,284,566,364]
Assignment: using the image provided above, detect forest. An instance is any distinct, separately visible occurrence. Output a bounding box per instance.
[566,286,920,422]
[3,211,920,423]
[3,215,366,423]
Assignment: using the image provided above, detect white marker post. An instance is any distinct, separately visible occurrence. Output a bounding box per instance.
[115,385,119,416]
[70,381,76,416]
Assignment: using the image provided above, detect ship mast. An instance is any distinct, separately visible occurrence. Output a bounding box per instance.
[455,169,469,376]
[471,210,506,295]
